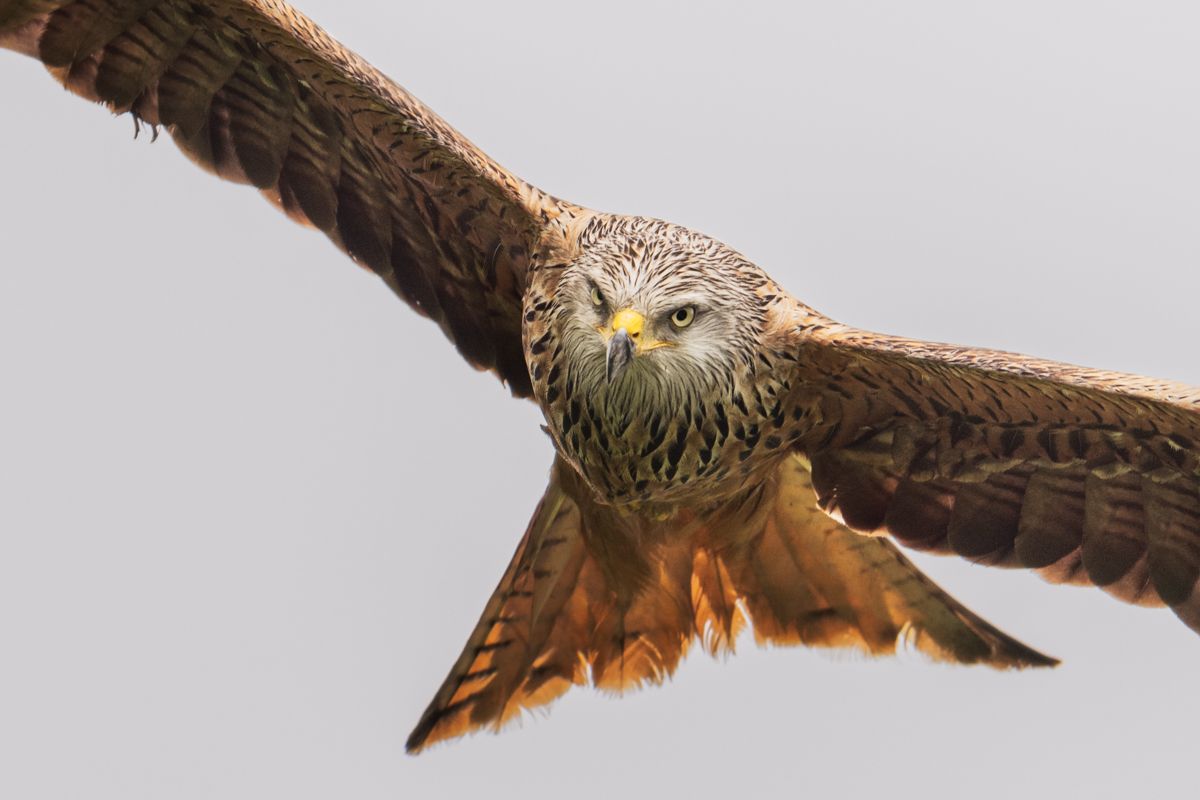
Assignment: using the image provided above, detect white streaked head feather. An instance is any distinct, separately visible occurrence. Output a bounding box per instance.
[554,217,766,421]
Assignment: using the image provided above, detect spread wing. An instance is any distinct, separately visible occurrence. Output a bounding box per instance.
[408,455,1050,753]
[789,317,1200,630]
[0,0,574,396]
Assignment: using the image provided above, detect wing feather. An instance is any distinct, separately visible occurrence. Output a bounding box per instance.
[790,316,1200,630]
[1,0,576,395]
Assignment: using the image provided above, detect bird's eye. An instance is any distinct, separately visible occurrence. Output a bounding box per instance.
[590,286,605,307]
[670,306,696,329]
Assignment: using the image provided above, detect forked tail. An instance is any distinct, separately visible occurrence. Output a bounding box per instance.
[406,455,1054,753]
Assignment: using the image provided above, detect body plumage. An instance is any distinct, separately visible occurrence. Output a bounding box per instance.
[5,0,1200,757]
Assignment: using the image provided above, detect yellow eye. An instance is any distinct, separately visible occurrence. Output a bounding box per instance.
[670,306,696,329]
[590,286,605,307]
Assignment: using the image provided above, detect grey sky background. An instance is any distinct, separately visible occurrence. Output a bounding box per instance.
[2,1,1199,797]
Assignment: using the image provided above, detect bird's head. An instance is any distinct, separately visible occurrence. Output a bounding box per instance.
[550,217,768,416]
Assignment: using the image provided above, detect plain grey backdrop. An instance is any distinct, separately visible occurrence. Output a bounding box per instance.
[3,1,1199,797]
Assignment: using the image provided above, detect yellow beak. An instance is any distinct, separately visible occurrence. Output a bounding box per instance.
[611,308,645,340]
[605,308,671,383]
[610,308,672,352]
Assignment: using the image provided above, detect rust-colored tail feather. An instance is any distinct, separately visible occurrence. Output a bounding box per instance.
[407,455,1054,753]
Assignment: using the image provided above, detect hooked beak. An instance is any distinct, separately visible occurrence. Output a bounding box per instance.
[605,308,662,384]
[606,327,635,383]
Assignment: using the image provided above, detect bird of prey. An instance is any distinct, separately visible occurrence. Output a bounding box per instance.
[4,1,1200,755]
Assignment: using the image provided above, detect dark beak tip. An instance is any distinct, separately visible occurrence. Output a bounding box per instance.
[606,329,635,383]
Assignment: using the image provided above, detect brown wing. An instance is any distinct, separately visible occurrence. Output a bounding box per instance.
[789,317,1200,630]
[407,455,1050,753]
[0,0,573,396]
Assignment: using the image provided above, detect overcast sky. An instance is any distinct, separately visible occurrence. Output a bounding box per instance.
[3,2,1200,798]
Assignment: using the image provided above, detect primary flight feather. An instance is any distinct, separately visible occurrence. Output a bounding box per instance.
[4,0,1200,754]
